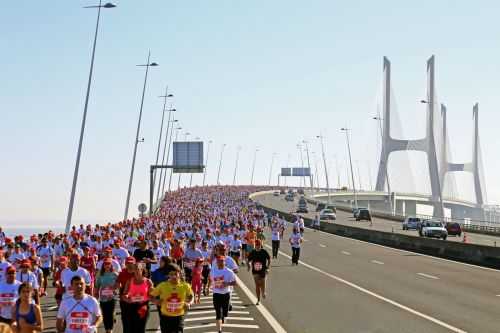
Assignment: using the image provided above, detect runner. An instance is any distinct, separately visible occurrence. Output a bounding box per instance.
[94,258,118,333]
[313,214,321,231]
[36,238,53,297]
[247,239,271,305]
[117,256,136,333]
[289,227,303,265]
[122,263,152,333]
[210,256,236,333]
[0,266,21,324]
[11,282,43,333]
[270,221,281,259]
[183,239,203,283]
[150,263,193,333]
[191,258,203,304]
[59,254,91,300]
[56,275,102,333]
[16,260,39,305]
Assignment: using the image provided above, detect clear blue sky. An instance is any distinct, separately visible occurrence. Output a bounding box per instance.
[2,0,500,227]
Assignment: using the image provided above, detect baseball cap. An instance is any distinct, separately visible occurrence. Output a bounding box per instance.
[216,255,226,261]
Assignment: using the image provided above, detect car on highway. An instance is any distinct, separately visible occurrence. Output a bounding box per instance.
[402,216,422,230]
[285,193,294,202]
[319,208,336,221]
[445,222,462,237]
[356,208,372,222]
[280,189,286,195]
[297,188,305,195]
[273,191,280,196]
[353,207,368,218]
[296,196,308,213]
[325,204,337,214]
[316,202,326,212]
[419,220,448,240]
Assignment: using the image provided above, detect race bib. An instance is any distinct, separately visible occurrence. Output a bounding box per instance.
[0,293,14,307]
[213,276,225,289]
[100,287,114,298]
[253,262,263,271]
[41,255,50,263]
[165,294,182,314]
[131,294,145,303]
[69,311,89,330]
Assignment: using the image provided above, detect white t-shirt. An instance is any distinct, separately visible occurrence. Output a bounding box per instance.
[271,229,280,241]
[210,267,235,294]
[0,281,21,319]
[16,271,39,290]
[61,267,91,299]
[150,247,165,272]
[112,248,129,267]
[37,246,54,268]
[230,239,242,253]
[57,295,101,333]
[211,257,238,272]
[289,233,302,248]
[0,261,11,283]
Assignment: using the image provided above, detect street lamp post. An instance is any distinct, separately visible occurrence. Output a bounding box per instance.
[217,144,226,185]
[124,52,158,221]
[65,1,116,234]
[152,87,174,192]
[341,128,358,209]
[168,127,182,191]
[250,148,259,185]
[202,140,212,186]
[297,143,305,188]
[268,152,277,186]
[177,132,191,189]
[302,140,314,192]
[233,146,242,185]
[312,151,320,191]
[316,135,331,204]
[189,136,200,187]
[156,118,177,202]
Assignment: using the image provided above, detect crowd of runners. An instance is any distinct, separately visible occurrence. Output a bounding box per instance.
[0,186,306,333]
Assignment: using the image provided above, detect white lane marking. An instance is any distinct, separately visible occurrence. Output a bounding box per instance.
[319,244,327,248]
[186,316,254,322]
[48,306,58,311]
[286,212,500,274]
[201,296,240,300]
[221,324,260,329]
[496,295,500,297]
[235,274,287,333]
[192,305,246,310]
[341,251,351,255]
[417,273,440,280]
[200,300,242,304]
[268,245,467,333]
[371,260,384,265]
[303,239,309,242]
[187,310,249,315]
[185,323,216,330]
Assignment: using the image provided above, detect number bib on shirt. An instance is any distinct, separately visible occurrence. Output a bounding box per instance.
[213,276,225,289]
[69,311,89,330]
[165,294,182,314]
[100,287,114,298]
[131,294,145,303]
[0,293,14,307]
[253,262,263,271]
[184,260,194,269]
[41,255,50,263]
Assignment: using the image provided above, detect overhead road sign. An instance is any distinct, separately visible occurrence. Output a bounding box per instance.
[292,167,311,177]
[281,168,292,176]
[173,141,204,173]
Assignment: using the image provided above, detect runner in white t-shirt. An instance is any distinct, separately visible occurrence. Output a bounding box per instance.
[60,255,91,300]
[56,275,102,333]
[210,256,236,333]
[0,266,21,322]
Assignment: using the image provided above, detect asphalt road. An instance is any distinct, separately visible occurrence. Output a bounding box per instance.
[249,192,500,333]
[41,280,276,333]
[259,193,500,247]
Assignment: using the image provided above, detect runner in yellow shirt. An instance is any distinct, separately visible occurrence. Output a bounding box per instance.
[150,263,193,333]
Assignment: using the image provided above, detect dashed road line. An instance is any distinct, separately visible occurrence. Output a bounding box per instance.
[319,244,327,248]
[417,273,440,280]
[341,251,351,255]
[269,245,467,333]
[371,260,384,265]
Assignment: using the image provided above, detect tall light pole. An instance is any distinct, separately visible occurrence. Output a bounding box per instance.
[268,152,277,186]
[156,118,177,202]
[356,160,363,190]
[233,146,242,185]
[65,1,116,234]
[168,127,182,191]
[177,132,191,189]
[217,144,226,185]
[312,151,320,191]
[153,87,174,190]
[302,140,314,191]
[202,140,212,186]
[189,136,200,187]
[334,155,341,188]
[373,116,392,213]
[284,153,290,187]
[250,148,259,185]
[316,135,331,203]
[297,143,305,188]
[341,128,358,209]
[124,52,158,220]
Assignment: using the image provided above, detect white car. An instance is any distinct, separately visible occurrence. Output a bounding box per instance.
[420,220,448,240]
[319,209,336,221]
[273,191,280,196]
[402,217,422,230]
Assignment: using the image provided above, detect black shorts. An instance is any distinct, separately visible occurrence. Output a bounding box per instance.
[41,267,51,277]
[202,265,210,284]
[241,244,247,252]
[160,314,184,333]
[230,251,240,258]
[213,293,230,320]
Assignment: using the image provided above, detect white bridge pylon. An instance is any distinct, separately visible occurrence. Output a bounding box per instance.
[375,56,486,217]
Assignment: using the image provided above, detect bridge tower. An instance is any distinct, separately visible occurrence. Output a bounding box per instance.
[440,103,486,207]
[375,56,444,217]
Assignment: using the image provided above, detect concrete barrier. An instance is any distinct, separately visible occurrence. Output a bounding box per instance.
[258,201,500,270]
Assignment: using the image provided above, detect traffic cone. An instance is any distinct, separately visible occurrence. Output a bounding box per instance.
[462,232,467,243]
